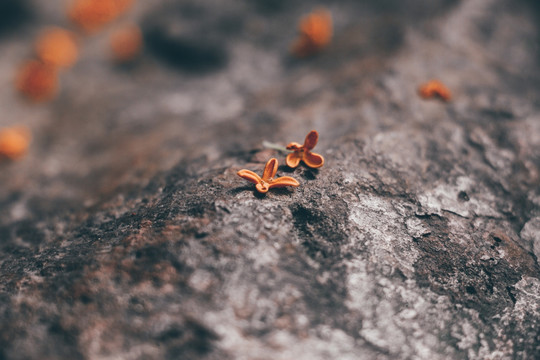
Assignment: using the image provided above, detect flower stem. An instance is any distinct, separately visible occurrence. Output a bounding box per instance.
[262,141,291,153]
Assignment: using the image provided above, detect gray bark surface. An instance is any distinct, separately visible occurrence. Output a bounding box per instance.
[0,0,539,359]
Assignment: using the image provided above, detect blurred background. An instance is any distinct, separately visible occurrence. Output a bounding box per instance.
[1,1,540,359]
[0,0,420,232]
[0,0,538,248]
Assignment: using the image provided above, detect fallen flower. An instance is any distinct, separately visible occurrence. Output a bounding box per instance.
[15,60,59,102]
[68,0,134,32]
[0,126,31,160]
[286,130,324,169]
[237,158,300,194]
[35,27,79,68]
[418,79,452,101]
[291,8,333,58]
[110,24,143,63]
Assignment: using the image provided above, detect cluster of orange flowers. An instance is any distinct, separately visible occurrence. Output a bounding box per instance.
[290,9,453,102]
[69,0,141,62]
[11,0,142,161]
[16,0,140,104]
[238,130,324,194]
[16,27,78,103]
[238,9,454,193]
[10,6,454,163]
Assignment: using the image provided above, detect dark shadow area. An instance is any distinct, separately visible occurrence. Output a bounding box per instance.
[142,3,234,74]
[250,0,295,15]
[144,28,229,73]
[229,185,255,195]
[160,319,219,359]
[359,0,461,19]
[267,187,296,197]
[301,168,319,180]
[0,0,33,37]
[518,0,540,67]
[254,190,267,199]
[279,164,295,173]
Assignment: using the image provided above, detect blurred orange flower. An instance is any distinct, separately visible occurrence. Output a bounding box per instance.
[418,80,452,101]
[36,27,79,68]
[110,24,143,63]
[68,0,134,32]
[291,8,333,58]
[15,60,59,102]
[0,126,32,160]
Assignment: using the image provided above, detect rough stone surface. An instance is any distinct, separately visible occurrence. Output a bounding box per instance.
[0,0,539,359]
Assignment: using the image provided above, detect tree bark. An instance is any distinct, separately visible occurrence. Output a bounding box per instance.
[0,0,539,359]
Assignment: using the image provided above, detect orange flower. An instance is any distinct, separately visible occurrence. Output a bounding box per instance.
[35,27,79,68]
[15,60,59,102]
[68,0,134,32]
[291,8,332,57]
[110,24,143,63]
[285,130,324,169]
[0,126,31,160]
[237,158,300,194]
[418,80,452,101]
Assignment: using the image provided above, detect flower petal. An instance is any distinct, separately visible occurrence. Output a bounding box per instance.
[262,158,278,181]
[256,183,269,193]
[303,151,324,168]
[286,142,302,151]
[303,130,318,150]
[269,176,300,188]
[286,152,302,168]
[237,169,262,184]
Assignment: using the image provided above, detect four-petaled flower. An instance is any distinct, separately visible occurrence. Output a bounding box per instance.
[285,130,324,169]
[237,158,300,193]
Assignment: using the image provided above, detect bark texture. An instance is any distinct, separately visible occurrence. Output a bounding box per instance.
[0,0,539,359]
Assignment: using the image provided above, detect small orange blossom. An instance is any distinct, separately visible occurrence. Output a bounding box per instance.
[15,60,59,102]
[291,8,333,58]
[286,130,324,169]
[418,80,452,101]
[35,27,79,68]
[237,158,300,194]
[0,126,32,160]
[110,24,143,63]
[68,0,134,32]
